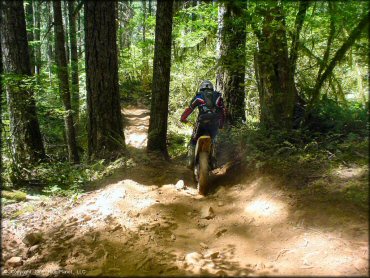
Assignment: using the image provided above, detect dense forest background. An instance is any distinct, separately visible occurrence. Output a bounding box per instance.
[1,0,368,202]
[1,0,369,276]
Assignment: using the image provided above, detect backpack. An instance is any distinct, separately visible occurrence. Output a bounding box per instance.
[198,90,221,123]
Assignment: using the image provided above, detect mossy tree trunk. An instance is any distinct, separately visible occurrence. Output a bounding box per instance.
[216,0,247,125]
[1,0,45,171]
[25,0,35,75]
[53,0,80,164]
[147,0,174,157]
[68,0,79,127]
[33,0,41,75]
[253,4,296,129]
[85,1,125,160]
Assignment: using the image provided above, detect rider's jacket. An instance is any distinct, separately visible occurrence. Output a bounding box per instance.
[180,90,226,128]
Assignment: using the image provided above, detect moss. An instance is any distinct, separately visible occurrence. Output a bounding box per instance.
[2,190,27,202]
[11,204,35,218]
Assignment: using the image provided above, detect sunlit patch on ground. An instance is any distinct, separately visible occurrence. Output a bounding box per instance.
[71,181,127,217]
[244,197,288,224]
[124,132,148,149]
[267,230,369,275]
[333,165,367,180]
[122,107,149,149]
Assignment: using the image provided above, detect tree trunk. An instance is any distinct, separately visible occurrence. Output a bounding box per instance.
[85,1,124,160]
[78,6,82,57]
[254,4,296,129]
[1,1,45,168]
[33,0,41,75]
[47,1,53,84]
[143,0,147,45]
[216,1,247,125]
[68,0,79,126]
[25,0,35,74]
[62,0,69,63]
[147,0,174,157]
[142,0,149,79]
[53,0,80,163]
[119,1,134,50]
[289,0,310,77]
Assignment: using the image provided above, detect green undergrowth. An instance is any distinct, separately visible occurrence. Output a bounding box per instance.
[219,124,368,210]
[2,157,132,201]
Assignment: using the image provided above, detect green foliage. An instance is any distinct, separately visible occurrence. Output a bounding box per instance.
[169,2,218,126]
[308,96,368,134]
[220,121,368,210]
[36,158,128,196]
[1,157,129,197]
[231,117,367,176]
[167,131,188,158]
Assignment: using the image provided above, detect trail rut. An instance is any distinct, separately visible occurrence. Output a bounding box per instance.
[1,106,368,277]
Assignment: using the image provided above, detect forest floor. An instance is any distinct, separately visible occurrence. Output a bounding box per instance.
[1,106,369,277]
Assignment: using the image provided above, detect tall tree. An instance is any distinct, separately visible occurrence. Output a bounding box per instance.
[33,0,41,75]
[53,0,80,163]
[1,0,45,168]
[147,0,174,157]
[77,3,84,58]
[142,0,149,79]
[85,1,125,160]
[148,0,152,16]
[118,1,134,50]
[216,0,247,125]
[252,3,297,129]
[62,0,70,63]
[46,1,54,83]
[289,0,310,79]
[68,0,79,125]
[25,0,35,74]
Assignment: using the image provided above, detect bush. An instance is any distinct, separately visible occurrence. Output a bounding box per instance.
[308,96,368,135]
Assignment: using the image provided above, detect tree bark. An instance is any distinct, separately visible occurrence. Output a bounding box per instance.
[33,0,41,75]
[254,4,296,129]
[289,0,310,77]
[25,0,35,74]
[118,1,134,50]
[1,0,45,168]
[147,0,174,157]
[68,0,79,126]
[53,0,80,163]
[142,0,149,79]
[216,0,247,125]
[47,1,53,83]
[78,4,82,57]
[85,1,125,160]
[62,0,69,63]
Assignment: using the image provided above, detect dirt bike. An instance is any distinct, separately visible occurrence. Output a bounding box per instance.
[193,135,213,196]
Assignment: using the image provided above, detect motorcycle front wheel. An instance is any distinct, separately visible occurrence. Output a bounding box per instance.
[197,151,209,195]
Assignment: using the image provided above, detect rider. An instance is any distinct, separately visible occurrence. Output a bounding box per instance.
[180,80,226,169]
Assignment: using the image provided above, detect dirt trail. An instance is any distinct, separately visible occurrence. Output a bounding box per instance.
[1,107,368,277]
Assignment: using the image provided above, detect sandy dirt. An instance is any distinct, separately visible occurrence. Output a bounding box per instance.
[1,107,368,277]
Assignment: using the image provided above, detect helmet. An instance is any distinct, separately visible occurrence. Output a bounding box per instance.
[199,80,214,91]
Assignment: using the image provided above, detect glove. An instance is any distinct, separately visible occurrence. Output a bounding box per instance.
[180,107,192,123]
